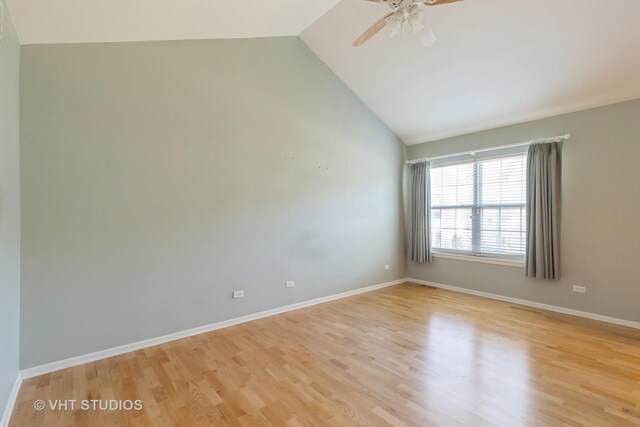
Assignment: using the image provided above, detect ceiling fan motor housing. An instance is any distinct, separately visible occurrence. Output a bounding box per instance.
[387,0,432,10]
[354,0,445,47]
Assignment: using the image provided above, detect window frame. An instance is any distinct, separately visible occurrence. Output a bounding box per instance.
[430,151,527,261]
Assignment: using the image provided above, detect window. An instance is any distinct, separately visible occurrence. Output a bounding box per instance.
[430,148,527,259]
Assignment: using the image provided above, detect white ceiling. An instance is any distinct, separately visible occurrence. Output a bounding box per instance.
[302,0,640,144]
[6,0,640,144]
[5,0,341,45]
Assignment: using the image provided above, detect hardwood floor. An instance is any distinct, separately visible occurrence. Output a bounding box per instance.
[9,283,640,426]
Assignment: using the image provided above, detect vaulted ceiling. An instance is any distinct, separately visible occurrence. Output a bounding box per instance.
[6,0,640,145]
[4,0,342,44]
[302,0,640,143]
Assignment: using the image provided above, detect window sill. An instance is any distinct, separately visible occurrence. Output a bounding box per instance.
[432,252,525,268]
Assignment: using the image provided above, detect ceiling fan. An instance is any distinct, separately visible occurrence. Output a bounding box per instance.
[353,0,463,47]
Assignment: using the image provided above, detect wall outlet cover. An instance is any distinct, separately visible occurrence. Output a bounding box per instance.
[232,290,245,299]
[285,281,295,288]
[573,286,586,293]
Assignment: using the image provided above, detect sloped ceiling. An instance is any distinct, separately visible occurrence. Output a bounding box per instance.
[5,0,640,144]
[4,0,341,45]
[301,0,640,144]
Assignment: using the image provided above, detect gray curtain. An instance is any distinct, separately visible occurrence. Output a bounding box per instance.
[411,162,432,263]
[525,142,561,279]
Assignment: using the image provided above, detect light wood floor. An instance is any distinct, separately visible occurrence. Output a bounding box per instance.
[9,283,640,427]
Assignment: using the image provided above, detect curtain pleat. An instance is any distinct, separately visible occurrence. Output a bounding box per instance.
[411,162,432,263]
[525,142,561,279]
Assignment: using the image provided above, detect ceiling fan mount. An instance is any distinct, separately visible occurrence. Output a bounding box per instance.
[353,0,463,47]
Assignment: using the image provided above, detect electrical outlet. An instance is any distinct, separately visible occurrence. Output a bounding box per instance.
[232,290,245,299]
[573,286,586,293]
[285,281,295,288]
[385,264,390,270]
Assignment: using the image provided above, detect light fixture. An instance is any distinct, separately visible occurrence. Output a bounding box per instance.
[353,0,460,48]
[388,11,404,38]
[418,22,437,47]
[394,2,436,47]
[408,6,425,34]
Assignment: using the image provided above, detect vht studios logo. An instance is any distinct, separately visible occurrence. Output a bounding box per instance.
[34,399,143,411]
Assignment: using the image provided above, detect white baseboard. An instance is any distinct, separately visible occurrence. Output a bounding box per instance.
[0,373,22,427]
[21,276,637,386]
[20,278,409,380]
[409,278,640,330]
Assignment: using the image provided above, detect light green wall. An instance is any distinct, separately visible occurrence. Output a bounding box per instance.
[407,99,640,322]
[17,30,639,372]
[19,37,407,368]
[0,0,21,417]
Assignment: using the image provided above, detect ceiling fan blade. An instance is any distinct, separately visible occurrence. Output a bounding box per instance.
[353,13,393,47]
[424,0,464,5]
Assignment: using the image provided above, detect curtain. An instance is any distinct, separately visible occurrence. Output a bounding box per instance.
[525,142,561,279]
[411,162,432,263]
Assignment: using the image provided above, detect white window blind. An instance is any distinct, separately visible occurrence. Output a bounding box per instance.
[430,148,527,259]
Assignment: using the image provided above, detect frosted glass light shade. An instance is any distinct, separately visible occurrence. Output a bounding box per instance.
[419,23,436,46]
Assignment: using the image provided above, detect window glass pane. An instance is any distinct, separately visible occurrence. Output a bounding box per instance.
[439,229,472,251]
[439,229,455,250]
[431,163,473,207]
[480,160,501,205]
[456,229,472,251]
[431,170,443,206]
[459,184,473,206]
[480,230,526,255]
[500,207,523,232]
[500,231,525,254]
[479,155,526,206]
[429,152,526,257]
[431,208,441,230]
[481,208,499,231]
[441,209,457,229]
[431,207,472,252]
[456,209,472,230]
[477,154,526,257]
[432,230,442,248]
[480,230,499,252]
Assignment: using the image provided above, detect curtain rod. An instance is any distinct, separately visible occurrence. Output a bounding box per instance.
[406,134,571,165]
